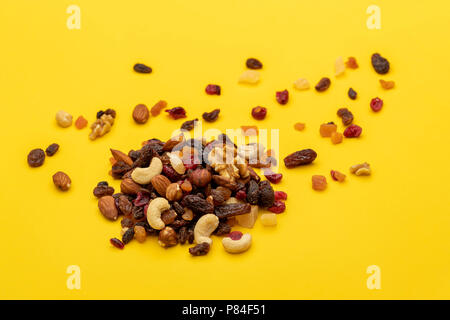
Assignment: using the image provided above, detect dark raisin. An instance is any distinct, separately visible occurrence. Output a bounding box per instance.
[283,149,317,168]
[211,187,232,205]
[122,228,135,244]
[371,53,390,74]
[258,180,275,208]
[121,217,134,228]
[251,106,267,120]
[111,161,132,179]
[348,88,357,100]
[202,109,220,122]
[132,144,158,168]
[132,206,145,221]
[98,181,109,187]
[96,110,104,119]
[315,77,331,92]
[205,84,221,95]
[178,226,188,244]
[165,107,187,120]
[214,221,231,235]
[189,242,210,256]
[187,227,195,244]
[276,90,289,105]
[170,218,189,230]
[128,150,141,161]
[45,143,59,156]
[93,185,115,198]
[110,238,124,249]
[214,203,251,219]
[182,195,214,214]
[27,149,45,167]
[172,202,185,215]
[104,109,116,118]
[181,119,198,131]
[133,63,152,74]
[337,108,354,126]
[118,196,133,215]
[246,180,259,205]
[246,58,263,69]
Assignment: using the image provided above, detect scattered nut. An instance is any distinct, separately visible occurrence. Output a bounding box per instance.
[120,178,141,195]
[350,162,371,176]
[133,104,150,124]
[238,70,260,84]
[98,196,119,220]
[52,171,71,191]
[55,110,73,128]
[134,225,147,243]
[222,233,252,254]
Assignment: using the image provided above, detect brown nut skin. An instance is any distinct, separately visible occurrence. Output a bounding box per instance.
[158,226,178,247]
[98,196,119,220]
[132,104,150,124]
[166,183,183,201]
[52,171,71,191]
[189,168,212,187]
[120,178,141,195]
[151,174,171,197]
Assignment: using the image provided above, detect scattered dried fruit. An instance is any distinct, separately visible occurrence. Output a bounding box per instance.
[260,213,277,226]
[45,143,59,157]
[55,110,73,128]
[276,90,289,105]
[337,108,354,126]
[320,122,337,137]
[274,191,287,201]
[330,170,346,182]
[132,104,150,124]
[202,109,220,122]
[346,57,358,69]
[133,63,152,74]
[93,182,115,198]
[315,77,331,92]
[238,70,260,84]
[294,122,305,131]
[293,78,310,90]
[312,175,327,191]
[380,79,395,89]
[110,238,125,249]
[371,53,390,74]
[264,170,282,184]
[251,106,267,120]
[75,116,88,129]
[52,171,71,191]
[205,84,221,95]
[27,149,45,167]
[335,56,345,76]
[165,107,187,119]
[189,242,210,256]
[331,132,343,144]
[284,149,317,168]
[343,124,362,138]
[268,200,286,213]
[350,162,371,176]
[180,118,198,131]
[151,100,167,117]
[370,97,384,112]
[258,180,275,208]
[348,88,357,100]
[246,58,263,69]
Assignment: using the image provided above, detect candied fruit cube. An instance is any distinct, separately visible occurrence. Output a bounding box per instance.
[331,132,343,144]
[294,122,305,131]
[335,56,345,76]
[260,213,277,227]
[312,175,327,191]
[238,70,260,84]
[320,123,337,137]
[293,78,310,90]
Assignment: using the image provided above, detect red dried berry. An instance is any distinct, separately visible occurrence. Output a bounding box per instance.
[134,192,150,207]
[264,170,283,184]
[205,84,221,95]
[163,165,182,182]
[268,201,286,214]
[251,106,267,120]
[370,97,383,112]
[235,189,247,201]
[110,238,124,249]
[343,124,362,138]
[274,191,287,201]
[165,107,187,119]
[228,231,243,240]
[276,90,289,105]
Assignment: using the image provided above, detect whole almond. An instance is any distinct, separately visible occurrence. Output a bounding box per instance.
[120,178,141,194]
[151,174,171,197]
[133,104,149,124]
[166,183,183,201]
[110,149,133,166]
[52,171,71,191]
[98,196,118,220]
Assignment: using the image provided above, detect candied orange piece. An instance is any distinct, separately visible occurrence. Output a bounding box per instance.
[312,175,327,191]
[330,170,346,182]
[379,79,395,89]
[151,100,167,116]
[75,116,88,129]
[346,57,358,69]
[320,123,337,137]
[331,132,343,144]
[294,122,305,131]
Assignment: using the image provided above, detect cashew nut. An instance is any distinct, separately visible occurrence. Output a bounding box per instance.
[194,214,219,245]
[222,233,252,254]
[147,197,170,230]
[168,152,186,175]
[131,157,163,184]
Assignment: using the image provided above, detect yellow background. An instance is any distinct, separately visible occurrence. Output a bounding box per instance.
[1,0,449,299]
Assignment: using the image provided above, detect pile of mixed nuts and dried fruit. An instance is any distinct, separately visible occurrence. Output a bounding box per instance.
[27,52,394,255]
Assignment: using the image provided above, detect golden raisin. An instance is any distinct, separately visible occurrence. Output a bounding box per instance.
[134,225,147,243]
[379,79,395,89]
[151,100,167,117]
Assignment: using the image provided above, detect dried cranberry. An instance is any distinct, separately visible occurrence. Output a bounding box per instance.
[165,107,187,119]
[110,238,124,249]
[274,191,287,201]
[264,170,282,184]
[348,88,357,100]
[276,90,289,105]
[205,84,221,95]
[134,192,150,207]
[228,231,243,240]
[343,124,362,138]
[162,165,181,182]
[183,153,198,170]
[268,201,286,214]
[251,106,267,120]
[370,97,383,112]
[235,190,247,201]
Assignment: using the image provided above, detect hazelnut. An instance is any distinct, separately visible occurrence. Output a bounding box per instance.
[55,110,73,128]
[166,183,183,201]
[132,104,150,124]
[52,171,71,191]
[189,168,212,187]
[158,226,178,247]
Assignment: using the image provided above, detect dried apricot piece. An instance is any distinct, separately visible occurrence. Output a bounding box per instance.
[330,132,343,144]
[312,175,327,191]
[75,116,88,129]
[345,57,358,69]
[320,123,337,137]
[379,79,395,89]
[294,122,305,131]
